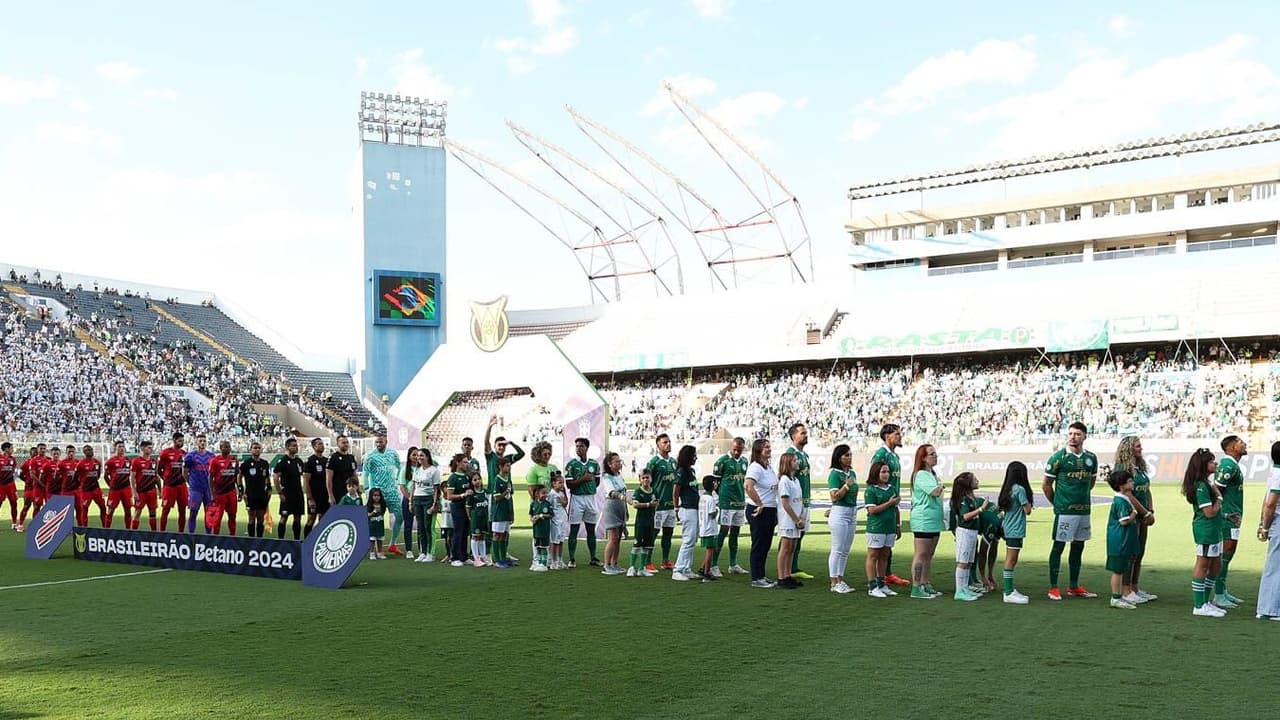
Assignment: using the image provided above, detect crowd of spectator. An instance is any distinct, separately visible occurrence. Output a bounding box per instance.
[592,342,1270,446]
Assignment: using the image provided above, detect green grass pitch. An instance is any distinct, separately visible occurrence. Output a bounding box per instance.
[1,485,1274,719]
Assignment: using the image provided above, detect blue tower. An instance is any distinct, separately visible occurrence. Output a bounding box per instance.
[358,92,448,404]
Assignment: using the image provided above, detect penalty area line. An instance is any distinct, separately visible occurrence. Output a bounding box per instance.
[0,568,172,591]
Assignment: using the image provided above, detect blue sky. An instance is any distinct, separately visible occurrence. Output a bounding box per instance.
[2,0,1278,357]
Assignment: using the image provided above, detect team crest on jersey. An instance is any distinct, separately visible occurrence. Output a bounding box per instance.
[470,296,510,353]
[1085,458,1094,467]
[312,519,358,573]
[35,504,72,550]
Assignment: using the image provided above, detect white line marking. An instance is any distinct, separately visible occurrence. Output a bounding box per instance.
[0,568,172,591]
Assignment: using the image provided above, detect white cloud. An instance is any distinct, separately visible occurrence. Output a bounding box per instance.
[528,0,565,28]
[96,61,143,84]
[144,88,179,102]
[841,119,881,143]
[656,88,787,155]
[792,96,810,110]
[692,0,730,18]
[964,34,1280,156]
[532,26,577,56]
[68,98,92,113]
[36,121,119,150]
[0,74,59,104]
[488,0,577,74]
[641,73,716,116]
[871,38,1037,115]
[1109,15,1137,38]
[391,49,457,100]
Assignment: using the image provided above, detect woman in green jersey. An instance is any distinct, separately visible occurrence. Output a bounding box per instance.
[826,444,858,594]
[1113,436,1157,603]
[909,444,945,599]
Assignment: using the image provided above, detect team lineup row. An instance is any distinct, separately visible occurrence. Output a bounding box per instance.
[3,419,1279,619]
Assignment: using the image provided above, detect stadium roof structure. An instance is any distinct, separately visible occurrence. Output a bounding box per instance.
[449,83,814,303]
[846,120,1280,201]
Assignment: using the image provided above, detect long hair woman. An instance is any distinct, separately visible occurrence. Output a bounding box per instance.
[1114,436,1156,603]
[909,444,944,599]
[744,438,779,588]
[826,444,858,594]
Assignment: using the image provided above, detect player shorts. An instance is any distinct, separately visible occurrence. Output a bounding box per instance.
[551,518,569,544]
[23,486,43,502]
[1222,525,1241,542]
[1005,536,1024,549]
[654,509,677,529]
[717,508,746,527]
[699,535,719,548]
[633,524,656,548]
[1105,554,1133,573]
[1,483,16,505]
[280,496,304,515]
[107,487,133,509]
[1196,541,1223,558]
[187,487,211,510]
[778,526,802,539]
[490,521,512,533]
[1052,514,1091,543]
[135,488,158,512]
[866,532,895,549]
[311,494,332,516]
[161,485,188,508]
[532,534,550,548]
[569,494,599,524]
[213,491,238,515]
[955,527,979,564]
[78,488,104,507]
[914,531,940,540]
[243,493,268,511]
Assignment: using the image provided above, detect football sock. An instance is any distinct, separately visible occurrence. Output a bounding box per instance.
[1192,578,1206,608]
[1068,541,1084,587]
[568,525,579,561]
[955,568,967,592]
[1216,553,1234,594]
[1048,541,1065,588]
[661,527,673,561]
[1003,569,1015,595]
[585,524,597,559]
[277,516,287,540]
[792,535,803,572]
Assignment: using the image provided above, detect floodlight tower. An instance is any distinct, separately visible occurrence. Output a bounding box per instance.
[358,91,449,405]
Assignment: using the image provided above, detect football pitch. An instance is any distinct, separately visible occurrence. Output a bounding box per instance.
[0,485,1274,720]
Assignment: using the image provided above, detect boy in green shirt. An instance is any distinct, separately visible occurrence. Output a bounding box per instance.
[1105,469,1140,610]
[529,486,553,572]
[628,471,657,577]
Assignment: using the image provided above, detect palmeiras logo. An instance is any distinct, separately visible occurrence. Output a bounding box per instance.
[470,296,510,353]
[312,519,358,573]
[35,504,72,550]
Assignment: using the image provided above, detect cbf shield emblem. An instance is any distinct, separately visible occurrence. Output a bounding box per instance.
[470,296,510,353]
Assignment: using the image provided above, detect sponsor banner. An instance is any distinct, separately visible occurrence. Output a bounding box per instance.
[839,325,1036,357]
[25,495,75,560]
[1045,319,1109,352]
[73,527,303,580]
[301,505,369,590]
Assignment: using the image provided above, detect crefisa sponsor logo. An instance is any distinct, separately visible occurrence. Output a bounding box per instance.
[313,519,358,573]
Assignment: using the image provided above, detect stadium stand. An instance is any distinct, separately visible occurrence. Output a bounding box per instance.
[3,270,378,439]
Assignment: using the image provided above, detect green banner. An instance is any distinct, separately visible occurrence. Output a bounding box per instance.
[838,325,1034,357]
[1045,319,1109,352]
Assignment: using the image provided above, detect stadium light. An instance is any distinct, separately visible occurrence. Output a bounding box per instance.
[358,91,447,147]
[847,120,1280,200]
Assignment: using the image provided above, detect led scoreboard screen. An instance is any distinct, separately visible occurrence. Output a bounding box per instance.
[373,270,441,326]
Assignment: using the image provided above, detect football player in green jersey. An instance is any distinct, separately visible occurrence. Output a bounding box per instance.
[870,424,910,587]
[712,437,749,576]
[1184,448,1226,617]
[644,434,678,570]
[565,437,602,568]
[1042,422,1100,601]
[1213,435,1247,607]
[782,423,812,579]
